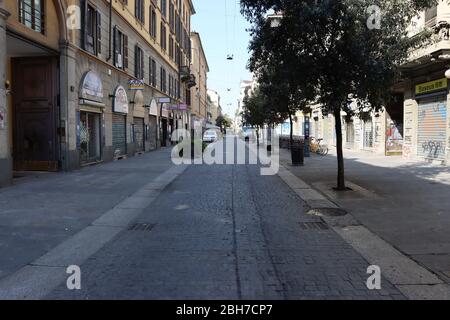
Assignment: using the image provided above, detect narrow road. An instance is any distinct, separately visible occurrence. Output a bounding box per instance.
[47,137,403,299]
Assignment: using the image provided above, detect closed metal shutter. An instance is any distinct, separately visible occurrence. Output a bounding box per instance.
[418,99,447,160]
[133,117,145,153]
[149,115,157,150]
[112,114,126,157]
[364,120,373,148]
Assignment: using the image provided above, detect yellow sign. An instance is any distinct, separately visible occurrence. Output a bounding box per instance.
[416,78,448,95]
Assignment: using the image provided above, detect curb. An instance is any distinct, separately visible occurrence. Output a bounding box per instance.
[278,163,450,300]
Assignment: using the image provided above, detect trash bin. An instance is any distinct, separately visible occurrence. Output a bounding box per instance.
[291,144,304,166]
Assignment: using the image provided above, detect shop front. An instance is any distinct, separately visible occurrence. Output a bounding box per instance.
[415,78,448,163]
[78,71,104,165]
[148,98,158,150]
[112,85,128,159]
[131,90,146,154]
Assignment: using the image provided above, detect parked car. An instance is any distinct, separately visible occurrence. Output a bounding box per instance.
[203,130,219,143]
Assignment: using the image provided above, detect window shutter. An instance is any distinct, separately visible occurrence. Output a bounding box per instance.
[134,45,139,78]
[96,11,102,55]
[113,26,118,66]
[140,49,145,80]
[82,0,88,50]
[123,35,129,69]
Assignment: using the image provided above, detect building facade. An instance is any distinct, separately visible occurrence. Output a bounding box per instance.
[305,3,450,165]
[190,31,209,131]
[0,0,196,187]
[207,89,221,126]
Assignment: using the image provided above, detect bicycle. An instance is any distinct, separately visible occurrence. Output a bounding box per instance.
[309,137,329,156]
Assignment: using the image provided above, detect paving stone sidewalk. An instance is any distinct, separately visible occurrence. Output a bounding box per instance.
[0,148,176,281]
[279,147,450,284]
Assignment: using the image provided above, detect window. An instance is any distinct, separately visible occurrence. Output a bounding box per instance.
[83,4,101,55]
[169,1,175,30]
[19,0,45,34]
[135,0,144,23]
[149,57,157,87]
[161,0,167,18]
[150,6,157,38]
[169,37,174,60]
[160,23,167,50]
[135,45,145,79]
[113,27,129,70]
[160,67,167,93]
[425,6,437,27]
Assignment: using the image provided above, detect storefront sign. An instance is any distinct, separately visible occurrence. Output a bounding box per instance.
[113,85,129,114]
[149,99,158,116]
[158,97,171,104]
[415,78,448,95]
[129,79,145,91]
[161,104,169,118]
[80,71,103,101]
[179,104,188,111]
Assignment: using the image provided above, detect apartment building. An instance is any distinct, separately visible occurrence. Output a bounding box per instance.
[207,89,221,126]
[190,31,209,131]
[0,0,196,187]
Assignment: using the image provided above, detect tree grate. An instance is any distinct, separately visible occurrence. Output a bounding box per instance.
[299,221,329,230]
[128,223,156,231]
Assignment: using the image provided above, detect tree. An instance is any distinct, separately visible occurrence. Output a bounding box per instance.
[216,114,232,133]
[246,8,317,154]
[241,0,436,190]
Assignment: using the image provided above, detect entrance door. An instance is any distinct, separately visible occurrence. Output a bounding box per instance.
[12,57,58,171]
[161,118,168,147]
[112,114,127,157]
[80,111,101,164]
[346,121,355,149]
[133,117,145,153]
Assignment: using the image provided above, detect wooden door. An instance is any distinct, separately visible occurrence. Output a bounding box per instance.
[12,57,59,171]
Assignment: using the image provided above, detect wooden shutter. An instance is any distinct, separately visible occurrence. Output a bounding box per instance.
[123,35,129,69]
[113,26,119,66]
[134,44,139,78]
[82,0,88,50]
[140,49,144,80]
[96,11,102,55]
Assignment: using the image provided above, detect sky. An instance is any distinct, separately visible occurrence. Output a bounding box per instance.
[191,0,253,118]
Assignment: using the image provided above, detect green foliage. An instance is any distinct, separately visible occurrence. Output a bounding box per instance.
[241,0,437,189]
[216,115,232,130]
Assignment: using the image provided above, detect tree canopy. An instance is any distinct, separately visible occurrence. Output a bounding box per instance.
[241,0,437,189]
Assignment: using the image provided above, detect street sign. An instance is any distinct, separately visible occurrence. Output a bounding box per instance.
[158,97,171,104]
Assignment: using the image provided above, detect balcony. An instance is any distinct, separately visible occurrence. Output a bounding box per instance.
[186,74,196,88]
[180,66,190,81]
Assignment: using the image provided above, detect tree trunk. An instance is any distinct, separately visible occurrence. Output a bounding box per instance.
[256,126,260,147]
[289,112,294,149]
[334,108,346,191]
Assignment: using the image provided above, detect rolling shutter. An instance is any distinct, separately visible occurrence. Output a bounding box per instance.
[112,114,127,157]
[133,117,145,153]
[418,99,447,160]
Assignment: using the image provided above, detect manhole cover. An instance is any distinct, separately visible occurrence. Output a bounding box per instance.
[299,222,329,230]
[128,223,156,231]
[307,208,347,217]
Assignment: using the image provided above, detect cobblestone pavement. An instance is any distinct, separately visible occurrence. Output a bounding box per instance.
[47,137,404,300]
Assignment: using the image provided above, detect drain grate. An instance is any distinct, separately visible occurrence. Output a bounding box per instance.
[299,221,329,230]
[128,223,156,231]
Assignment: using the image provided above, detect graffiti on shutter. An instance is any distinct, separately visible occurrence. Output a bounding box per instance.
[418,100,447,160]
